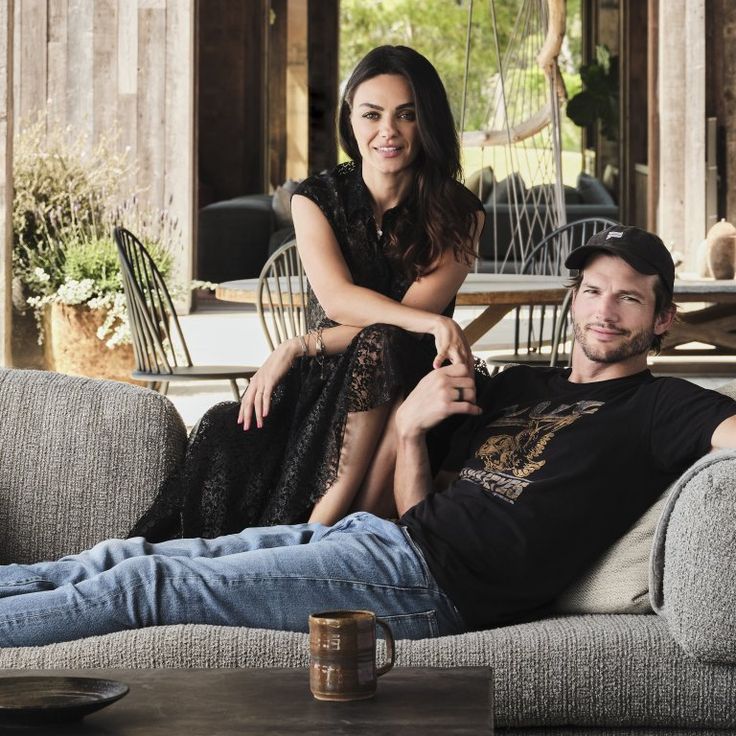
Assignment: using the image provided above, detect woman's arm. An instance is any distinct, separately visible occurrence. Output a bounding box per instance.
[291,195,483,367]
[237,324,362,430]
[239,198,483,431]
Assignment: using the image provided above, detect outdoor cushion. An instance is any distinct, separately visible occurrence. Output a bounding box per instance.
[465,165,495,202]
[554,488,668,614]
[527,183,583,205]
[492,173,527,204]
[272,178,301,229]
[577,171,615,206]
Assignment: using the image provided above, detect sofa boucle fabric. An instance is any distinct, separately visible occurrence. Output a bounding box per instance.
[1,368,735,731]
[0,616,734,730]
[651,449,736,664]
[499,730,736,735]
[0,369,187,563]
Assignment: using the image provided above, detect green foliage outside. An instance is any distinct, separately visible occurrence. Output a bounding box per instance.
[340,0,584,174]
[13,118,176,347]
[566,44,619,141]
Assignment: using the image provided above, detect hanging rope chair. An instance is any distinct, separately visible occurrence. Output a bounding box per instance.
[461,0,568,274]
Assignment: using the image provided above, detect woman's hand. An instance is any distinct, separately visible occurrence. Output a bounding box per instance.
[237,339,302,430]
[430,315,474,372]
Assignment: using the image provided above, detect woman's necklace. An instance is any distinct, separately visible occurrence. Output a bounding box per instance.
[373,213,383,238]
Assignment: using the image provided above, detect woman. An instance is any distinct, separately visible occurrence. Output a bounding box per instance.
[130,45,484,541]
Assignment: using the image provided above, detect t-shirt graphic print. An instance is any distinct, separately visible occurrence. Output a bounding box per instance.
[458,400,604,503]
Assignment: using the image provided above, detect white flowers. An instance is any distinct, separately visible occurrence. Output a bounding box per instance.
[33,267,50,283]
[27,278,131,348]
[56,278,95,304]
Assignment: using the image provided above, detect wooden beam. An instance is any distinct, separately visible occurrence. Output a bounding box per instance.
[620,0,648,226]
[658,0,705,267]
[706,0,736,223]
[268,0,288,189]
[647,0,658,230]
[286,0,308,181]
[307,0,338,175]
[0,0,12,368]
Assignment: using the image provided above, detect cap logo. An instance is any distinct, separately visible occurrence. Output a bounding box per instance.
[606,231,624,239]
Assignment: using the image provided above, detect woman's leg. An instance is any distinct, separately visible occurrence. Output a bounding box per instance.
[349,399,401,518]
[308,403,393,524]
[0,514,464,647]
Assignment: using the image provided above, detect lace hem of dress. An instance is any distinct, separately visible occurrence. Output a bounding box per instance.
[128,324,443,541]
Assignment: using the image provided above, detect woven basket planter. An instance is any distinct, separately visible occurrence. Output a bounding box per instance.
[46,303,138,384]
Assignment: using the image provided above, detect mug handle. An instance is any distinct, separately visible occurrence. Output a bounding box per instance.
[375,618,395,677]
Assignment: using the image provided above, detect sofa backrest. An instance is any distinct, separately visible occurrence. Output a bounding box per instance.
[477,203,619,267]
[0,369,187,563]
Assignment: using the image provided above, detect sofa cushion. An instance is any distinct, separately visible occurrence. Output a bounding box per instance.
[198,194,275,280]
[527,184,583,205]
[577,171,615,206]
[272,179,301,229]
[555,488,668,614]
[0,369,187,563]
[465,165,495,202]
[492,173,527,204]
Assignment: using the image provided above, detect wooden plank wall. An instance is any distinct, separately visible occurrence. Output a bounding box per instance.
[12,0,195,306]
[0,0,12,368]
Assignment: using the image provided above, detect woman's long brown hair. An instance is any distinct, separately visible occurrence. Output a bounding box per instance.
[338,46,481,280]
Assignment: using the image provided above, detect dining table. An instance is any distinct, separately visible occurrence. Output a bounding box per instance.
[215,272,736,356]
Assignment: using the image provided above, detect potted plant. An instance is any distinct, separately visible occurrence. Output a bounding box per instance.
[566,44,619,142]
[12,118,177,382]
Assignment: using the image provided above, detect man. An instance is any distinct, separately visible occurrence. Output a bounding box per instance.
[0,226,734,647]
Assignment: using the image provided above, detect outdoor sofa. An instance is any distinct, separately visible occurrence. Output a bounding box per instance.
[196,172,619,282]
[0,367,734,734]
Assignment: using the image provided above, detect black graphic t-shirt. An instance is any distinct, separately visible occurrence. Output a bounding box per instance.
[401,365,736,630]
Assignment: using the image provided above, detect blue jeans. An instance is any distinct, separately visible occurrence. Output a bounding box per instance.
[0,512,464,647]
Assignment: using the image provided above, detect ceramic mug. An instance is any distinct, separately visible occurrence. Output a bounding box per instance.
[308,609,395,701]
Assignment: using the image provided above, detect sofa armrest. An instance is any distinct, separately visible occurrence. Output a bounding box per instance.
[650,450,736,663]
[0,369,187,563]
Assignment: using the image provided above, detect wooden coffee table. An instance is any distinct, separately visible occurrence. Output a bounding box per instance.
[0,667,493,735]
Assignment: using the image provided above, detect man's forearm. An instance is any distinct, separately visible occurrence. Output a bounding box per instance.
[393,363,481,515]
[394,433,433,516]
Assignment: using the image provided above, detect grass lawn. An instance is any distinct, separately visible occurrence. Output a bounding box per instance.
[462,146,584,189]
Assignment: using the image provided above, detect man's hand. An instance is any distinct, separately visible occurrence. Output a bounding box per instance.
[396,363,482,441]
[393,364,482,516]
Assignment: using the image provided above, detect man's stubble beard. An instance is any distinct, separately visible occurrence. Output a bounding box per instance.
[572,319,654,365]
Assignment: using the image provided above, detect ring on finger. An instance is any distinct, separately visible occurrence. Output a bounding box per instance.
[455,386,464,402]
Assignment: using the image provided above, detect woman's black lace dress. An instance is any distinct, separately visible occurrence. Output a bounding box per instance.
[129,162,481,541]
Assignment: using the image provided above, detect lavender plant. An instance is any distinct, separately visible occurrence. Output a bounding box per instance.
[13,118,179,347]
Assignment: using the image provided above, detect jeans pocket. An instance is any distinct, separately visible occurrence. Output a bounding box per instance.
[379,609,439,640]
[398,526,435,589]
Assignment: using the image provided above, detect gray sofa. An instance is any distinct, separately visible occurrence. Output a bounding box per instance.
[0,367,735,734]
[195,173,619,283]
[475,172,620,273]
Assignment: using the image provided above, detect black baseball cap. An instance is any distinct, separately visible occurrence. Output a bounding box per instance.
[565,225,675,296]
